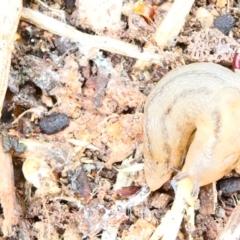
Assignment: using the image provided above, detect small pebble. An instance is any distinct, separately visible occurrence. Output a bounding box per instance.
[196,7,214,27]
[39,113,69,134]
[215,206,226,219]
[217,177,240,195]
[213,14,235,35]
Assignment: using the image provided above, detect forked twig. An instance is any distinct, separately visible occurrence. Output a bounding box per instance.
[21,7,182,65]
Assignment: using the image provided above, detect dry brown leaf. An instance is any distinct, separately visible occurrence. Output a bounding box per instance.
[133,1,155,24]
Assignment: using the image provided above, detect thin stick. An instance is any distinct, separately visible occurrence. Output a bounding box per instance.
[35,0,66,21]
[0,1,22,118]
[134,0,194,69]
[217,200,240,240]
[150,177,196,240]
[21,7,182,65]
[154,0,195,47]
[0,0,22,236]
[0,142,19,235]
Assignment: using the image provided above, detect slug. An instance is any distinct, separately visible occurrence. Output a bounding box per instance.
[144,62,240,192]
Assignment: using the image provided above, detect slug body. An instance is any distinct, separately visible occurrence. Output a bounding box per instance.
[144,62,240,191]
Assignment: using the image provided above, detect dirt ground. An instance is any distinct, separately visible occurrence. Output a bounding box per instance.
[2,0,240,239]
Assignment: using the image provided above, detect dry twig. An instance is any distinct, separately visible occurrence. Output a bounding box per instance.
[0,0,22,117]
[21,7,182,65]
[0,0,22,236]
[153,0,195,47]
[0,142,19,236]
[217,200,240,240]
[134,0,194,69]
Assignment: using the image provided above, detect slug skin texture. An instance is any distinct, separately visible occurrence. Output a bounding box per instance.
[144,62,240,192]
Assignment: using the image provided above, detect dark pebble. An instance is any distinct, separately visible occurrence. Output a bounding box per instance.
[213,14,235,35]
[65,0,76,9]
[217,177,240,195]
[39,113,69,134]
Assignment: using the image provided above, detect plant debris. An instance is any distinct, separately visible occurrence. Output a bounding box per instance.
[0,0,240,239]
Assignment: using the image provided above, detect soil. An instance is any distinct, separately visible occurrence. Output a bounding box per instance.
[2,0,240,239]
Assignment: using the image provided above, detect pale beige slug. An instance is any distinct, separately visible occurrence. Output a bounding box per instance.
[144,62,240,192]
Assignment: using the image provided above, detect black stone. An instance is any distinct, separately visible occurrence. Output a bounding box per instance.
[39,113,69,134]
[213,14,235,35]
